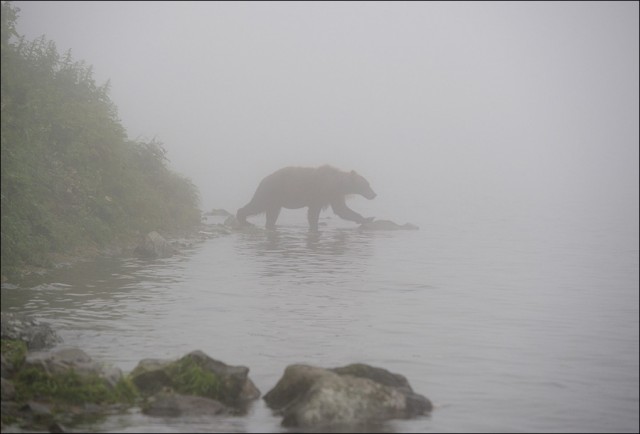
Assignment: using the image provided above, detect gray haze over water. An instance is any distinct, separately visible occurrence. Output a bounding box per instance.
[11,1,639,231]
[5,2,639,432]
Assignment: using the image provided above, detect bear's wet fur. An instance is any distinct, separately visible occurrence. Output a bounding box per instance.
[237,165,376,231]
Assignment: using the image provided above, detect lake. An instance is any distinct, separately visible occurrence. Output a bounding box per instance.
[2,204,638,433]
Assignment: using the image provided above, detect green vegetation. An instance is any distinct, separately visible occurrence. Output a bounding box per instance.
[169,356,222,399]
[14,367,139,406]
[1,338,139,429]
[129,356,223,400]
[1,2,201,278]
[1,338,27,369]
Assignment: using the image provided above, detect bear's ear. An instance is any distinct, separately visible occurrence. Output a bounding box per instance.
[350,170,357,177]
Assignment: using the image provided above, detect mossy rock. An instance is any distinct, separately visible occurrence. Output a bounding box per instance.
[13,366,138,406]
[2,359,138,431]
[1,342,139,431]
[5,347,139,408]
[128,359,174,396]
[129,350,260,409]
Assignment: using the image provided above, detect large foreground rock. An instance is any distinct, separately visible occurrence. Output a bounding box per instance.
[129,350,260,413]
[264,363,432,429]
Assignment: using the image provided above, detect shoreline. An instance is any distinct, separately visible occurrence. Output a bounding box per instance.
[1,219,231,286]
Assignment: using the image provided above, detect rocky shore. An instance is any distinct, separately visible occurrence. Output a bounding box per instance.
[1,207,419,283]
[1,312,432,432]
[1,210,427,431]
[1,215,233,283]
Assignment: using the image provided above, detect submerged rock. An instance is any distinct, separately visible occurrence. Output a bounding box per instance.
[264,363,431,429]
[223,215,264,233]
[359,219,419,231]
[0,312,62,351]
[134,231,177,258]
[205,208,233,217]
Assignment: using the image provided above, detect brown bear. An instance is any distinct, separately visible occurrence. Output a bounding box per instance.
[237,165,376,231]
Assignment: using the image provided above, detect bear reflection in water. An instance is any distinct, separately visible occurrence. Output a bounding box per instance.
[236,165,376,232]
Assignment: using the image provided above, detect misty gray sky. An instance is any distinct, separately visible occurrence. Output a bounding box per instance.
[10,1,639,229]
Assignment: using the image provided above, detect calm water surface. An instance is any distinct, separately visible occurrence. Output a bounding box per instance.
[2,210,638,433]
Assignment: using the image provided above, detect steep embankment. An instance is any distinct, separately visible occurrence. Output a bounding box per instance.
[1,3,201,279]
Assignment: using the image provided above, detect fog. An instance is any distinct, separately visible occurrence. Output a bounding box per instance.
[12,1,639,232]
[5,4,640,431]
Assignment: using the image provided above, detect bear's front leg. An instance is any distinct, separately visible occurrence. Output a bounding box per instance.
[307,205,322,232]
[331,199,372,225]
[265,206,281,230]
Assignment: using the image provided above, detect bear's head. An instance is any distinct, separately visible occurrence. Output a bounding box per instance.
[349,170,377,200]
